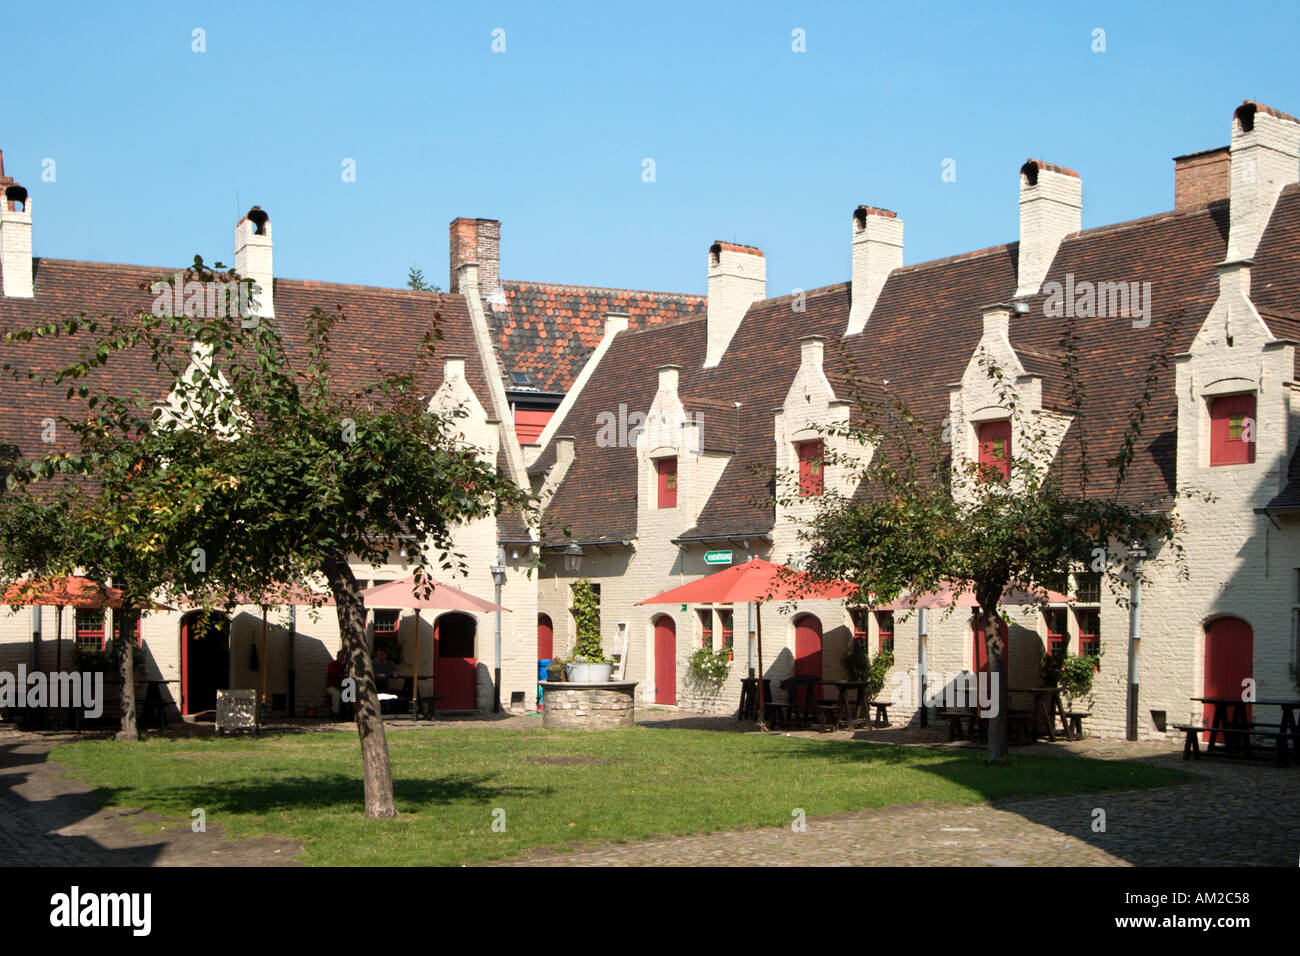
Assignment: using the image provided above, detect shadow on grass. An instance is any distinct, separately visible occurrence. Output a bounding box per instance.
[134,772,556,817]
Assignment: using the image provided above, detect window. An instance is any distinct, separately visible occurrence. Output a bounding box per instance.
[373,609,400,635]
[656,457,677,508]
[1075,571,1102,604]
[1045,609,1068,657]
[977,421,1011,482]
[1077,610,1100,657]
[697,609,713,650]
[850,608,870,649]
[798,440,825,497]
[75,609,104,648]
[719,609,734,659]
[876,611,894,653]
[509,370,531,386]
[1209,394,1256,466]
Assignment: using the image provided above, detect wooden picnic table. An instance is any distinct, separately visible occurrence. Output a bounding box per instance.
[1192,696,1251,755]
[737,677,772,722]
[1010,686,1072,741]
[823,680,871,729]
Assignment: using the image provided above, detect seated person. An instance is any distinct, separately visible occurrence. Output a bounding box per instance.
[373,649,401,696]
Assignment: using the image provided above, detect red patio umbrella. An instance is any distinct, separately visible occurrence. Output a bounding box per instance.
[637,558,858,727]
[360,575,509,719]
[3,576,172,671]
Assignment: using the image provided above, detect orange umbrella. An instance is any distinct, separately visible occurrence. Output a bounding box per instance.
[637,558,859,726]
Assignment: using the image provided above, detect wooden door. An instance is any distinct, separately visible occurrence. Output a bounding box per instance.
[537,614,554,662]
[181,612,229,715]
[794,615,823,683]
[434,613,478,711]
[654,616,676,704]
[1204,617,1253,734]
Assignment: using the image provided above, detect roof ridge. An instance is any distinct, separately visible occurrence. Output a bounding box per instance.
[503,278,706,300]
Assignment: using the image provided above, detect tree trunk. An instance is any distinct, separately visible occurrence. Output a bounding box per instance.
[978,598,1009,763]
[322,552,397,819]
[115,606,139,741]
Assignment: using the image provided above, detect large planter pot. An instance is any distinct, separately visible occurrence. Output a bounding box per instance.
[565,662,613,682]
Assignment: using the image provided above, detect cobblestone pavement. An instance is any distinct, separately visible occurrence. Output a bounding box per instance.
[0,731,301,866]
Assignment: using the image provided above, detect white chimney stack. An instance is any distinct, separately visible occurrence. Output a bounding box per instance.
[846,206,902,335]
[235,206,273,318]
[1227,101,1300,261]
[1016,159,1081,299]
[705,241,765,368]
[0,154,33,299]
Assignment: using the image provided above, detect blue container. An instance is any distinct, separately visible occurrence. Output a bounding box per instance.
[538,659,552,681]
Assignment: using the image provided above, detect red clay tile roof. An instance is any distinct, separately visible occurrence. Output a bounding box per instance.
[496,280,705,394]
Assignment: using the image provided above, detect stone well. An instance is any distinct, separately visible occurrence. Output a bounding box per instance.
[540,681,638,730]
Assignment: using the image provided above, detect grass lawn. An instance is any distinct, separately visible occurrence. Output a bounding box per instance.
[51,727,1182,866]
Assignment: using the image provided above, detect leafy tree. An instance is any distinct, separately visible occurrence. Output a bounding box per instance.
[786,320,1191,761]
[2,256,534,814]
[407,265,441,293]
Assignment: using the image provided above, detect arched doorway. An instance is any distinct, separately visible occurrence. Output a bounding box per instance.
[435,612,478,711]
[181,611,230,715]
[794,615,823,682]
[538,614,554,662]
[654,616,676,705]
[1203,616,1253,734]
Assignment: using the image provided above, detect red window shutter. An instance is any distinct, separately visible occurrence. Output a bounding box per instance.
[1210,394,1256,466]
[657,457,677,508]
[798,441,824,497]
[513,408,553,444]
[977,421,1011,481]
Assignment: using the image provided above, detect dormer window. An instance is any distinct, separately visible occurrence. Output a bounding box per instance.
[798,440,824,497]
[1210,394,1256,466]
[657,457,677,508]
[977,421,1011,482]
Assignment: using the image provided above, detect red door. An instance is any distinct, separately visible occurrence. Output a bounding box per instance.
[972,616,1010,678]
[537,614,554,661]
[434,613,478,710]
[1203,617,1253,735]
[654,616,676,704]
[794,615,823,683]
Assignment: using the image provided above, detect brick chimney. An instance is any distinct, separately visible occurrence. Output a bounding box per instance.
[0,152,33,298]
[705,241,765,368]
[846,206,902,335]
[234,206,273,318]
[1016,159,1082,299]
[1174,147,1230,210]
[1226,101,1300,261]
[449,218,504,307]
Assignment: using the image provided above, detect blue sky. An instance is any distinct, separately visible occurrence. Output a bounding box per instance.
[3,1,1299,297]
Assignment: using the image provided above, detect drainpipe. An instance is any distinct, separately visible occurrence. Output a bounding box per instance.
[747,601,755,678]
[288,604,296,717]
[918,608,928,728]
[1127,544,1148,741]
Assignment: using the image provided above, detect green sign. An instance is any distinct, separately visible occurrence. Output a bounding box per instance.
[704,550,733,566]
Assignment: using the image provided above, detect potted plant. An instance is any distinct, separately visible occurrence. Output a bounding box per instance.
[565,578,613,681]
[1056,652,1099,712]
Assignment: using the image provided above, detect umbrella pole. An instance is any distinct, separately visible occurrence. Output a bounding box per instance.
[756,601,767,731]
[412,610,421,723]
[55,606,63,672]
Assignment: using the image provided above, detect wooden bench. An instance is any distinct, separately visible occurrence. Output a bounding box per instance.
[871,701,893,727]
[1064,711,1091,740]
[1174,723,1292,766]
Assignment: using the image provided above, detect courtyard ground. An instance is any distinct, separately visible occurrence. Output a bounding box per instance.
[0,711,1292,866]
